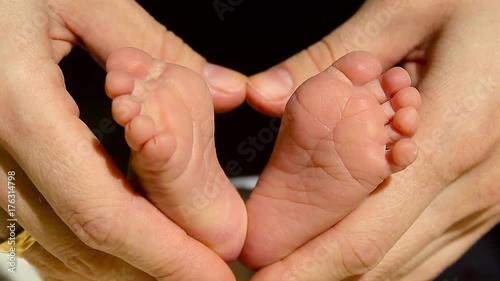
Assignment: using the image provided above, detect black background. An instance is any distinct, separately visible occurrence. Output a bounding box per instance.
[59,1,499,280]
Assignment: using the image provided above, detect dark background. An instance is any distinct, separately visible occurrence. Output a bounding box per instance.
[60,1,499,280]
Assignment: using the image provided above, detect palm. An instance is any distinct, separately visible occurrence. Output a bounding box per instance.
[367,12,500,280]
[1,1,246,280]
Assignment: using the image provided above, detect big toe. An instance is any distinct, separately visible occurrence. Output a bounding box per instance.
[106,47,156,78]
[329,51,383,86]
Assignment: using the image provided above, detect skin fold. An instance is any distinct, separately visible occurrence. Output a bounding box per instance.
[246,0,500,280]
[0,0,498,280]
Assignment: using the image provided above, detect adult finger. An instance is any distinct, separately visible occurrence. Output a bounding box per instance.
[0,211,89,281]
[0,148,155,280]
[2,2,236,279]
[52,0,246,112]
[364,154,500,280]
[249,3,500,279]
[0,71,235,280]
[22,243,94,281]
[247,0,454,115]
[400,207,499,281]
[1,43,235,281]
[249,155,444,281]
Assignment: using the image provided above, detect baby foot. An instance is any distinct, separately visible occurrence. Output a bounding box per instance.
[241,51,421,268]
[105,48,247,261]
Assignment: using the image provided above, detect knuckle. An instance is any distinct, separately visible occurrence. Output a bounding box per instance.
[24,249,58,277]
[338,233,387,276]
[154,241,191,281]
[50,239,102,279]
[24,244,102,280]
[306,39,336,72]
[62,252,97,279]
[58,245,123,280]
[65,205,126,253]
[28,261,57,279]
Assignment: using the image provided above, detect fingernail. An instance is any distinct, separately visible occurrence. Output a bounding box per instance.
[249,68,293,100]
[203,63,246,95]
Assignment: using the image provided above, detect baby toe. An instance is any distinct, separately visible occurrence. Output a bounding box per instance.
[381,67,411,97]
[393,107,420,137]
[112,95,141,126]
[388,139,418,173]
[106,71,135,99]
[330,51,383,86]
[106,47,156,78]
[392,87,422,111]
[136,132,177,170]
[125,115,157,151]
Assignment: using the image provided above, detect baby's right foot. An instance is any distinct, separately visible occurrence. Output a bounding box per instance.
[105,48,247,261]
[242,51,421,268]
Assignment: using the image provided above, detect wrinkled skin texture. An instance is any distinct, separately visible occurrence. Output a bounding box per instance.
[0,0,499,280]
[245,0,500,280]
[0,0,246,280]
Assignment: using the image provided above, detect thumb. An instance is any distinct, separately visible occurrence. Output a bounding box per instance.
[56,0,246,112]
[247,0,452,115]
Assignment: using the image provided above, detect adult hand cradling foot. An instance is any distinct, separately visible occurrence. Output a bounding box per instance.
[0,0,245,280]
[0,0,498,281]
[244,0,500,280]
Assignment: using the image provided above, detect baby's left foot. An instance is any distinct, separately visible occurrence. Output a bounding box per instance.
[242,51,421,268]
[105,48,247,261]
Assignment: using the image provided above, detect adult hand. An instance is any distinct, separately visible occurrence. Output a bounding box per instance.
[0,0,246,280]
[245,0,500,280]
